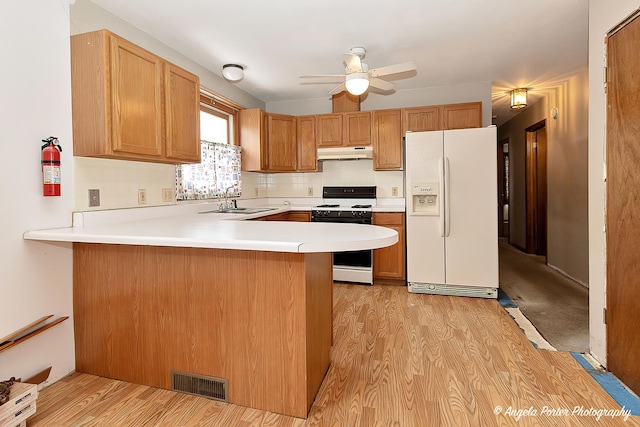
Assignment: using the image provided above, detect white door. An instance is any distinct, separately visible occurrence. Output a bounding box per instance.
[443,127,499,287]
[405,131,445,284]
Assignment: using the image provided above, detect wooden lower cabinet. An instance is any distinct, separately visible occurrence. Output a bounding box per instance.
[255,211,311,222]
[373,212,406,284]
[73,243,332,419]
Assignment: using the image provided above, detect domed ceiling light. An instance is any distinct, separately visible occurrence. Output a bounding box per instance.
[222,64,244,82]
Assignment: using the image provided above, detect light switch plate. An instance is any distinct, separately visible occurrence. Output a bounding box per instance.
[138,189,147,205]
[162,188,174,202]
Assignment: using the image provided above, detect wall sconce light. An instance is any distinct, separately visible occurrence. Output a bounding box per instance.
[345,72,370,96]
[222,64,244,82]
[510,88,528,109]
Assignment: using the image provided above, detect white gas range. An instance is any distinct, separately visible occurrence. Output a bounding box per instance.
[311,186,377,285]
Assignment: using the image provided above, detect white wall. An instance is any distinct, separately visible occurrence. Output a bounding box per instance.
[0,0,75,386]
[588,0,640,365]
[546,71,589,286]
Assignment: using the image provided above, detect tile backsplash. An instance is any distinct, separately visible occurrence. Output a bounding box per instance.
[74,157,404,211]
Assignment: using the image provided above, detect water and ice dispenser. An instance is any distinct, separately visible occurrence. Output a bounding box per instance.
[410,183,439,215]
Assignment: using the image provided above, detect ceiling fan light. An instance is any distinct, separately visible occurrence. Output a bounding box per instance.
[222,64,244,82]
[345,72,370,96]
[510,88,528,109]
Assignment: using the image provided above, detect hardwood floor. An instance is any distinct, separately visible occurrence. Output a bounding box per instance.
[30,284,638,426]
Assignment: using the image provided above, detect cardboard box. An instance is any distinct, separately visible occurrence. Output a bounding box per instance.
[0,382,37,427]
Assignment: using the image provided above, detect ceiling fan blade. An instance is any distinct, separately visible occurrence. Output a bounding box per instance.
[300,74,346,78]
[369,61,417,78]
[369,78,395,91]
[329,82,346,95]
[344,53,363,74]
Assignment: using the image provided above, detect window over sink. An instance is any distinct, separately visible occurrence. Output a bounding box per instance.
[176,99,242,200]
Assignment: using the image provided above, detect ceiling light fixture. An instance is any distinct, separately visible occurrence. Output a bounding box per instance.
[222,64,244,82]
[345,72,370,96]
[510,88,528,109]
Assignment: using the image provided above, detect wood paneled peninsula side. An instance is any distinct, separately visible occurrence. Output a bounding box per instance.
[24,212,397,419]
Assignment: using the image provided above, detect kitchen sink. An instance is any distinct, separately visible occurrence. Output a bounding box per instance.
[199,207,278,215]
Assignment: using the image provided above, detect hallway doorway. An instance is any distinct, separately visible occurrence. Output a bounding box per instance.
[525,121,547,257]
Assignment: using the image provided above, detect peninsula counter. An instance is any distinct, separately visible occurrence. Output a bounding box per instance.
[24,214,397,418]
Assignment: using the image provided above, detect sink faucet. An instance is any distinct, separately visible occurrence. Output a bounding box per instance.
[224,186,235,209]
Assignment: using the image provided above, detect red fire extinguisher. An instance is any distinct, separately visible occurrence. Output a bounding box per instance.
[41,137,62,197]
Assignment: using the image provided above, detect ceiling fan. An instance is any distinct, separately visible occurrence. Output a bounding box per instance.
[300,47,417,96]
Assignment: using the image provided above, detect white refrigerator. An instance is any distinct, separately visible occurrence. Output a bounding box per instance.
[405,127,499,298]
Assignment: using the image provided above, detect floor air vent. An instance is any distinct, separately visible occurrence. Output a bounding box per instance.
[171,370,228,402]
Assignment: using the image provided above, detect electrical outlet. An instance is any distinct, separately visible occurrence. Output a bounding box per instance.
[88,189,100,207]
[138,189,147,205]
[162,188,174,202]
[254,187,259,197]
[391,186,398,197]
[307,187,313,196]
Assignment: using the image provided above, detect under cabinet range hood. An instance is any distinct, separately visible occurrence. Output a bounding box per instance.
[317,146,373,161]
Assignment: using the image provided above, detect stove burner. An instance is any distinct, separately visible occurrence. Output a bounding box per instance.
[352,204,372,209]
[315,204,339,208]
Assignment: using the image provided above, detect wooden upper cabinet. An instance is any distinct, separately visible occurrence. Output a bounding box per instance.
[402,102,482,134]
[109,35,163,157]
[316,112,371,148]
[442,102,482,130]
[239,109,298,172]
[296,115,319,171]
[316,114,343,147]
[71,29,201,164]
[239,108,268,172]
[402,106,441,134]
[343,112,372,146]
[372,109,402,170]
[165,63,201,162]
[267,113,297,172]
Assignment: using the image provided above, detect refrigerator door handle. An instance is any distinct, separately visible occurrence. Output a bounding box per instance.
[444,156,451,237]
[439,157,445,237]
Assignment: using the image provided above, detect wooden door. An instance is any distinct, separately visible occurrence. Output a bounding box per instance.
[296,115,317,171]
[525,122,547,256]
[402,106,440,134]
[109,34,163,157]
[606,12,640,396]
[164,63,201,163]
[343,112,371,146]
[372,109,402,170]
[267,113,296,171]
[316,114,343,147]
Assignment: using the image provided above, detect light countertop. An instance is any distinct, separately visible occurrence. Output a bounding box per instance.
[23,207,398,253]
